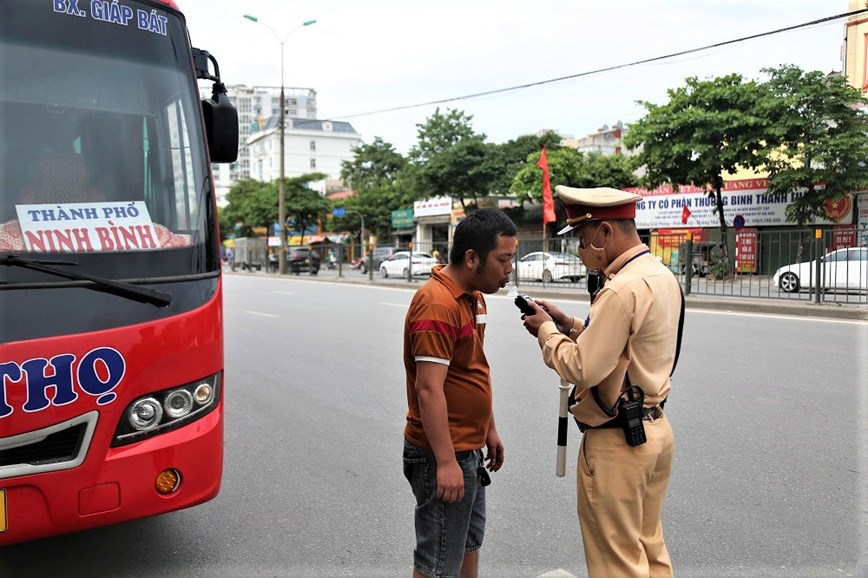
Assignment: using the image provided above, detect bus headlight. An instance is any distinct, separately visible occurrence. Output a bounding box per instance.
[194,383,213,405]
[164,390,193,419]
[113,372,221,447]
[130,398,163,431]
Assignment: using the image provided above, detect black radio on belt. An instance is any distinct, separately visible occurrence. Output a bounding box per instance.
[619,385,647,447]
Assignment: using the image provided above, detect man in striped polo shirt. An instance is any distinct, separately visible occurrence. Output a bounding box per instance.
[402,208,517,578]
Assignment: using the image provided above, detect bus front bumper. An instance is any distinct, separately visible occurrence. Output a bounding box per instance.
[0,404,223,546]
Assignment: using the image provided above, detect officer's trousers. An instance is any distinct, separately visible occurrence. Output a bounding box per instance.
[577,415,674,578]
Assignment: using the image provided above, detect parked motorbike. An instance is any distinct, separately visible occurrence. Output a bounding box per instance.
[349,257,365,272]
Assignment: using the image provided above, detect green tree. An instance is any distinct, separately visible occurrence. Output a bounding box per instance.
[624,74,771,238]
[583,152,639,190]
[410,108,478,163]
[285,173,329,245]
[340,137,407,190]
[407,108,497,209]
[222,175,329,245]
[217,206,232,243]
[422,136,500,209]
[222,178,277,237]
[338,138,409,239]
[486,131,563,195]
[761,65,868,228]
[510,148,638,205]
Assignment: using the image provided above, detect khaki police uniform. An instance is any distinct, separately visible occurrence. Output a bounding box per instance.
[536,186,682,578]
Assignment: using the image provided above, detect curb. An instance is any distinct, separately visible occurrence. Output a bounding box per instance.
[502,287,868,321]
[681,295,868,320]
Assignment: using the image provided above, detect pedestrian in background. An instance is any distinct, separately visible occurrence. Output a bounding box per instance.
[521,186,683,578]
[225,246,234,271]
[402,208,517,578]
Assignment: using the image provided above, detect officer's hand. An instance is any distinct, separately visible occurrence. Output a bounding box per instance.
[522,299,553,337]
[436,458,465,504]
[533,299,571,330]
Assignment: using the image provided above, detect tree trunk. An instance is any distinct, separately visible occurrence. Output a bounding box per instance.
[713,180,731,278]
[794,183,815,264]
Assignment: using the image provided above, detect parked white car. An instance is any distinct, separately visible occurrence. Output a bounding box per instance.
[379,251,438,278]
[517,251,587,283]
[772,247,868,293]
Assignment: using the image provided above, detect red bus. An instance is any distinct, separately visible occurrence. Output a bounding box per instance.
[0,0,238,544]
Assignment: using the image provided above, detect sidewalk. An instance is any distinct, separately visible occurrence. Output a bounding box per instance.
[226,266,868,321]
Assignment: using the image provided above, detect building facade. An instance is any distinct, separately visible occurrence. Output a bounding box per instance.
[210,85,319,206]
[245,117,361,190]
[844,1,868,246]
[844,0,868,93]
[573,121,625,155]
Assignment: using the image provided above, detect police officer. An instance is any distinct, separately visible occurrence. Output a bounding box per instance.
[521,186,682,578]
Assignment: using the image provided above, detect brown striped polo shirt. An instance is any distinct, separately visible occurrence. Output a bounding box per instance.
[403,265,492,451]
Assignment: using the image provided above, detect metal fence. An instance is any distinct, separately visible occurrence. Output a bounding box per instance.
[413,230,868,305]
[653,228,867,305]
[237,231,867,306]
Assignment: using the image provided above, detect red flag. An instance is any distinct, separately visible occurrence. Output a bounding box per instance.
[537,147,556,224]
[681,204,692,225]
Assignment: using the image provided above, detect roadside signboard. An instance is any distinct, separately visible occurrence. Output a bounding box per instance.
[629,179,854,228]
[391,209,414,229]
[735,228,758,273]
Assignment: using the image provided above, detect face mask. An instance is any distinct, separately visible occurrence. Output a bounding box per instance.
[577,223,609,271]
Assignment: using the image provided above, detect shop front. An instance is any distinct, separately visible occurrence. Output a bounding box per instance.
[413,197,453,255]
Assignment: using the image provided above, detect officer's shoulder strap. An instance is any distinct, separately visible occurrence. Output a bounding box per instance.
[670,285,685,377]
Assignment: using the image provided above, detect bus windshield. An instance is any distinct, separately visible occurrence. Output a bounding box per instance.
[0,0,218,283]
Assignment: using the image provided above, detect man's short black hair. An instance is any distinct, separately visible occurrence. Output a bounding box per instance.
[611,219,637,233]
[449,208,517,266]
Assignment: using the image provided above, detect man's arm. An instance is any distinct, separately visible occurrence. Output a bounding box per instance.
[415,361,465,504]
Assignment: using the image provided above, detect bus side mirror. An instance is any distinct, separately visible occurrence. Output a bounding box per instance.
[202,88,239,163]
[193,48,239,163]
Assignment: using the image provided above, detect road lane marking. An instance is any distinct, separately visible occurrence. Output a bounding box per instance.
[379,302,409,308]
[245,310,277,318]
[273,291,294,296]
[538,570,577,577]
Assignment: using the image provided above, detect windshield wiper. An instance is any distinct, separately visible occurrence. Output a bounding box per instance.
[1,253,172,307]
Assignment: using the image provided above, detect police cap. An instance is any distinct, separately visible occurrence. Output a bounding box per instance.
[555,186,643,235]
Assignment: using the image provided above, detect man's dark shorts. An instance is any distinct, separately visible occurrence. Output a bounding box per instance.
[403,439,487,578]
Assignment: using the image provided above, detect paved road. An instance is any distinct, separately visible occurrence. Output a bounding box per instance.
[230,265,868,321]
[2,275,866,576]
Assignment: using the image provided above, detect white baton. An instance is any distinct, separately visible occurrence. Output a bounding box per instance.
[556,379,571,477]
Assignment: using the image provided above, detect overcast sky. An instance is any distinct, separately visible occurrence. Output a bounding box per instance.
[181,1,849,154]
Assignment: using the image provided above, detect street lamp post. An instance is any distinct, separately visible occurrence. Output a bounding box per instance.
[243,15,316,275]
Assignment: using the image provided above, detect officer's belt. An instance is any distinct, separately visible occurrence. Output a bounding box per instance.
[577,406,664,433]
